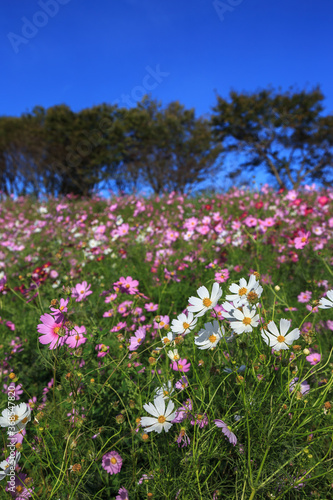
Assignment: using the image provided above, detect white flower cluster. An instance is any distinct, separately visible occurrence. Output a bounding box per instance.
[141,274,306,435]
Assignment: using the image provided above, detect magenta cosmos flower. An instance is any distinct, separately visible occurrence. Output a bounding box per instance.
[71,281,93,302]
[215,419,237,445]
[37,313,67,349]
[306,353,321,365]
[116,487,129,500]
[101,451,122,475]
[171,358,191,373]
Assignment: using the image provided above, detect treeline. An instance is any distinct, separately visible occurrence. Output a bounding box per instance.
[0,87,332,196]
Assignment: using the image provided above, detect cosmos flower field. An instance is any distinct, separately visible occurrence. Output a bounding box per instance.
[0,184,332,499]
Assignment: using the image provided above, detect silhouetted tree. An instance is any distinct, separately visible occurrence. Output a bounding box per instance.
[211,87,333,189]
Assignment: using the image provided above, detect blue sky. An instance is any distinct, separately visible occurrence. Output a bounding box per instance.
[1,0,332,192]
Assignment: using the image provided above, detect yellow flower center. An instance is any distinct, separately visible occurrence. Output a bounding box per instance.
[21,417,28,424]
[163,390,169,396]
[242,317,252,325]
[183,322,190,330]
[60,306,65,310]
[158,415,166,424]
[239,287,247,296]
[160,322,165,327]
[163,338,170,344]
[75,335,80,340]
[80,290,84,294]
[277,335,285,343]
[209,334,217,343]
[174,354,180,360]
[203,298,212,307]
[125,284,130,288]
[54,327,60,334]
[16,486,23,493]
[178,364,183,370]
[111,457,117,464]
[301,237,307,242]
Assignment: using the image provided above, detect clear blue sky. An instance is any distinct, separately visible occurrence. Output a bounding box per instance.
[1,0,333,191]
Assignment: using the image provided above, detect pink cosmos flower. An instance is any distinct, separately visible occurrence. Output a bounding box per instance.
[117,223,129,236]
[6,321,15,331]
[176,428,190,447]
[71,281,93,302]
[95,344,109,358]
[244,216,257,227]
[306,353,321,365]
[153,315,170,329]
[215,419,237,445]
[101,451,122,475]
[171,358,191,373]
[116,487,129,500]
[191,413,209,428]
[66,325,87,348]
[3,383,23,400]
[294,231,310,250]
[103,310,114,318]
[111,321,127,333]
[214,268,230,283]
[196,225,210,235]
[317,196,329,207]
[105,293,117,303]
[144,302,159,312]
[297,291,312,303]
[172,399,193,423]
[37,313,67,349]
[175,376,189,390]
[50,297,69,317]
[114,276,139,295]
[5,472,34,498]
[129,327,146,351]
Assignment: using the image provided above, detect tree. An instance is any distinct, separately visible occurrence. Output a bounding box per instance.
[121,97,222,194]
[211,87,333,189]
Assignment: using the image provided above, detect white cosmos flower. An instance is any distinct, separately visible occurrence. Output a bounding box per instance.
[0,403,31,433]
[187,282,222,317]
[226,275,263,307]
[226,305,260,334]
[261,319,300,351]
[154,380,174,399]
[160,331,174,347]
[167,349,180,361]
[195,320,225,350]
[141,396,176,433]
[318,289,333,309]
[170,312,197,335]
[0,453,21,480]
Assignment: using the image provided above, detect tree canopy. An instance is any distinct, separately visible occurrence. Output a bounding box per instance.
[0,87,332,197]
[211,87,333,189]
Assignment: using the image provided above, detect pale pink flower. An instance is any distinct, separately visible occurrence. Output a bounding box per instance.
[71,281,93,302]
[306,353,321,365]
[215,419,237,445]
